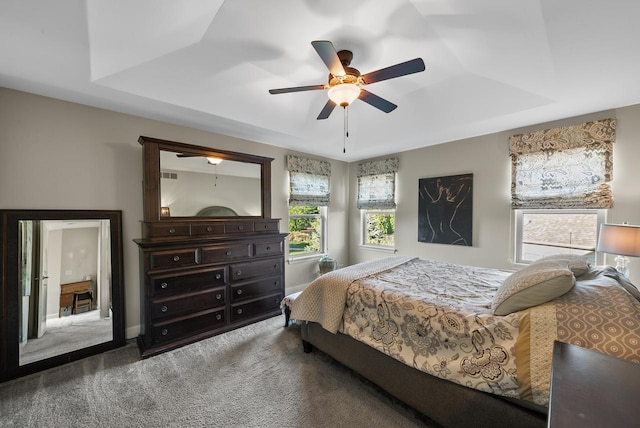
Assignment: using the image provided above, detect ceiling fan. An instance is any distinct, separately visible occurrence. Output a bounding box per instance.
[269,40,426,120]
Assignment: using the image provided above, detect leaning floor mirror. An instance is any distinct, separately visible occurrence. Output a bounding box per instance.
[0,210,126,382]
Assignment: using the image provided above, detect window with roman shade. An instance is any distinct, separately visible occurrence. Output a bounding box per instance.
[357,158,399,209]
[509,118,615,209]
[287,155,331,206]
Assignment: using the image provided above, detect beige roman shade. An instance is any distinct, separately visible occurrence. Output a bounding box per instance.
[510,118,615,209]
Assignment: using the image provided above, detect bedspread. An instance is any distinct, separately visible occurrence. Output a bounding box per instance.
[290,256,415,333]
[293,257,640,407]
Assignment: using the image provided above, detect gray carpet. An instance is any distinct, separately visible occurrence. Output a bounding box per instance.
[20,310,112,365]
[0,316,437,427]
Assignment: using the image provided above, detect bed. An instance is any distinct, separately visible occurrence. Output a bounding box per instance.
[289,256,640,428]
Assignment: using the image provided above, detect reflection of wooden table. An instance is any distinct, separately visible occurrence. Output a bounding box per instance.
[548,341,640,427]
[59,280,92,316]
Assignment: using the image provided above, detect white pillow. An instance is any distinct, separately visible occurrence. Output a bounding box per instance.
[532,254,590,277]
[492,260,575,316]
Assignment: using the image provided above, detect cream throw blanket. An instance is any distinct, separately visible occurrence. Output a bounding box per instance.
[290,256,415,333]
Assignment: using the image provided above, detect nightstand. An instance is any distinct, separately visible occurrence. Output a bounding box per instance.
[548,341,640,427]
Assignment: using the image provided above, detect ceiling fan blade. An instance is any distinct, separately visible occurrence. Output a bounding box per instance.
[317,100,337,120]
[361,58,425,85]
[269,84,326,95]
[359,89,397,113]
[311,40,346,77]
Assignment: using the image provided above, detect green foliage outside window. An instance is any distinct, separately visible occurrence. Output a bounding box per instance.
[365,212,395,246]
[289,206,322,254]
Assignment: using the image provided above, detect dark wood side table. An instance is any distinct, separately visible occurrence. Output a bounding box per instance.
[548,341,640,427]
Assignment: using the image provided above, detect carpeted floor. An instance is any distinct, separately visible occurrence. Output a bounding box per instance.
[19,310,112,365]
[0,316,438,427]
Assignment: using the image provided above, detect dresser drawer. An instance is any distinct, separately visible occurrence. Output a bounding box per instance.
[225,221,254,234]
[150,268,226,297]
[191,222,225,236]
[254,220,279,233]
[231,276,283,302]
[149,248,198,269]
[151,309,226,345]
[229,258,283,282]
[151,287,226,321]
[231,293,282,323]
[253,240,283,257]
[201,243,251,264]
[146,223,191,238]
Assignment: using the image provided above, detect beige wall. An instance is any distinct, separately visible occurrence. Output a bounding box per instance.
[350,108,640,285]
[0,87,349,339]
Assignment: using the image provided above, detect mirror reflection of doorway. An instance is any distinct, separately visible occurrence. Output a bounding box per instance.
[18,219,113,365]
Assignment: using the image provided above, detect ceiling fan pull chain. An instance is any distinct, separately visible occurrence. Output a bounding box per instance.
[343,106,349,153]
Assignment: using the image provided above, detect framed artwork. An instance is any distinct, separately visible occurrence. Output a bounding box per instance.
[418,173,473,246]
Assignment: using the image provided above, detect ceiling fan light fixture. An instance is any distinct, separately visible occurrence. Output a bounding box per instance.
[328,83,360,107]
[207,157,223,165]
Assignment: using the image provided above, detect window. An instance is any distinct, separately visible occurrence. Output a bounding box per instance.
[509,120,614,266]
[357,158,398,249]
[515,209,605,265]
[286,155,331,259]
[362,209,395,247]
[288,206,326,256]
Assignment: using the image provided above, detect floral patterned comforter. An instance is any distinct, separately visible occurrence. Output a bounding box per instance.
[332,258,640,407]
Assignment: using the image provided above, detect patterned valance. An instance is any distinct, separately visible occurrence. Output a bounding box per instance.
[509,119,615,209]
[357,158,399,177]
[287,155,331,206]
[357,158,398,210]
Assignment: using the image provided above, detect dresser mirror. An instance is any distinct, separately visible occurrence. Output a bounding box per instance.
[0,210,126,382]
[140,136,273,222]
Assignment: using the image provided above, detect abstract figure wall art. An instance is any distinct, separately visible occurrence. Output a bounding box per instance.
[418,173,473,246]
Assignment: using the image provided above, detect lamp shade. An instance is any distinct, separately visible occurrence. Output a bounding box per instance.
[596,223,640,257]
[328,83,360,107]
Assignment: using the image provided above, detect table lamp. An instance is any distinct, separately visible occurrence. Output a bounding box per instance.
[596,223,640,277]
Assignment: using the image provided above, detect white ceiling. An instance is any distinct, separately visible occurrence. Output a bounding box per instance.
[2,0,640,161]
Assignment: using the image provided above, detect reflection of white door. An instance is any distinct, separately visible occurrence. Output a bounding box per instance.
[37,222,49,338]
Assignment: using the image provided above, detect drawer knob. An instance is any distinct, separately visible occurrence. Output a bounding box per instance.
[173,255,180,262]
[237,289,243,295]
[161,305,168,313]
[206,226,213,232]
[273,264,278,269]
[226,250,232,256]
[237,225,244,230]
[169,228,176,234]
[274,298,279,304]
[161,282,168,289]
[216,293,222,300]
[266,246,271,250]
[215,273,221,280]
[274,281,279,286]
[237,308,243,315]
[216,313,222,321]
[264,224,269,229]
[161,329,168,336]
[236,270,242,276]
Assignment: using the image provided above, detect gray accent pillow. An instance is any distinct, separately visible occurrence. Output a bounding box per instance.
[532,254,590,277]
[492,260,576,316]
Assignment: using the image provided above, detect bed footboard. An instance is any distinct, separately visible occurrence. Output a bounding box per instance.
[301,322,546,428]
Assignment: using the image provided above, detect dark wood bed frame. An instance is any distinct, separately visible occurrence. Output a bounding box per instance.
[301,321,547,428]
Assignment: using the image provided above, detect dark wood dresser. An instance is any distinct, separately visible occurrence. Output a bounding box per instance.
[135,219,286,358]
[134,135,286,358]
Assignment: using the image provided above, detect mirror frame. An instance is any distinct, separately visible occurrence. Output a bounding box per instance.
[139,136,274,222]
[0,209,126,382]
